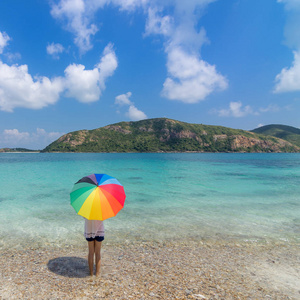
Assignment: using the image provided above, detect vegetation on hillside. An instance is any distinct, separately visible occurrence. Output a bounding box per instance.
[42,118,300,153]
[252,124,300,147]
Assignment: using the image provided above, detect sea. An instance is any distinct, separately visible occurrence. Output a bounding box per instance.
[0,153,299,250]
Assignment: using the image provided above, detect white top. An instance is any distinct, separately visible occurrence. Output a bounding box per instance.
[84,219,105,238]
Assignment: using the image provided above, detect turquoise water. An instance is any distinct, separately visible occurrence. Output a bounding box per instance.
[0,153,299,249]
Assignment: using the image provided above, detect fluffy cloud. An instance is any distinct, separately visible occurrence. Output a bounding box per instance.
[97,43,118,90]
[0,43,117,111]
[0,31,10,54]
[50,0,100,54]
[216,102,283,118]
[274,51,300,93]
[1,128,63,149]
[115,92,147,121]
[3,129,30,141]
[50,0,149,54]
[50,1,227,103]
[145,2,227,103]
[126,105,147,121]
[145,7,173,37]
[115,92,132,105]
[0,31,21,62]
[47,42,65,59]
[0,61,64,112]
[217,102,255,118]
[64,64,101,102]
[162,47,227,103]
[64,43,117,102]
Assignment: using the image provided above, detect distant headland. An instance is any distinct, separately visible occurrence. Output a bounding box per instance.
[38,118,300,153]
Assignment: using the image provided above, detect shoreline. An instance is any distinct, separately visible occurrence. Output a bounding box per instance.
[2,151,300,154]
[1,240,299,299]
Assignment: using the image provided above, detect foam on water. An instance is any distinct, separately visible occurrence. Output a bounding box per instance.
[0,153,299,249]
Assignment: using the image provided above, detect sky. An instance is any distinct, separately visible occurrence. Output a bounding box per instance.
[0,0,300,149]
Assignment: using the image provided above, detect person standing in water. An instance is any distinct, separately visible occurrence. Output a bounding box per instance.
[84,218,105,276]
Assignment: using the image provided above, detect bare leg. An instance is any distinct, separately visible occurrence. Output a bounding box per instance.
[88,241,95,276]
[95,241,102,276]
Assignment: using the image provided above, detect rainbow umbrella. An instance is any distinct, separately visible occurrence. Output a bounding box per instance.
[70,174,126,220]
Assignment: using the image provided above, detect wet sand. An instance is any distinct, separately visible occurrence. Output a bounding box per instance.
[0,240,299,299]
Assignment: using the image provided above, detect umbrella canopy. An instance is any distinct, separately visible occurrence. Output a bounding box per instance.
[70,173,126,220]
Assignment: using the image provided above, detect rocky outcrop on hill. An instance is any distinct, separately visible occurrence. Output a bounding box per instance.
[230,135,289,151]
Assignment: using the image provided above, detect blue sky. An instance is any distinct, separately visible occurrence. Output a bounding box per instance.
[0,0,300,149]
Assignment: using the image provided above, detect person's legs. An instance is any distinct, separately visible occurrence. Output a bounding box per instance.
[95,241,102,276]
[88,240,95,276]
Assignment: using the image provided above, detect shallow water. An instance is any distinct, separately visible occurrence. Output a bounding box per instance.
[0,153,299,249]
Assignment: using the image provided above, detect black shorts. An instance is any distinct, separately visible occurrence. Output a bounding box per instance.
[86,236,104,242]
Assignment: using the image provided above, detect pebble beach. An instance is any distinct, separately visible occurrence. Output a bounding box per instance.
[1,240,299,300]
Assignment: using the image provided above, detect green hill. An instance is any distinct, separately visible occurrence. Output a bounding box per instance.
[42,118,300,153]
[252,124,300,147]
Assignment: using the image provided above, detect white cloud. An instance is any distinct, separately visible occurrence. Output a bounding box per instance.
[216,102,282,118]
[0,31,20,61]
[0,128,63,149]
[115,92,132,105]
[47,42,65,59]
[145,2,227,103]
[274,1,300,92]
[0,31,10,54]
[50,1,227,103]
[126,105,147,121]
[115,92,147,121]
[64,64,101,102]
[274,51,300,93]
[50,0,148,54]
[217,101,255,118]
[145,7,173,37]
[0,43,117,111]
[97,43,118,90]
[3,129,30,141]
[64,43,117,102]
[0,61,64,112]
[50,0,101,54]
[162,47,227,103]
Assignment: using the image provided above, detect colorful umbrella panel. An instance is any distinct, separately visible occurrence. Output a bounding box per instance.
[70,174,126,220]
